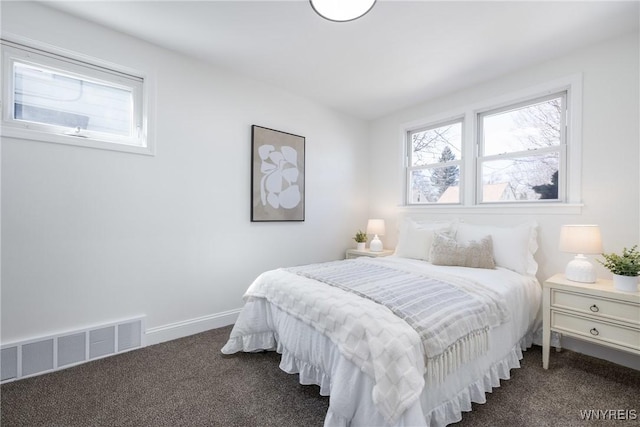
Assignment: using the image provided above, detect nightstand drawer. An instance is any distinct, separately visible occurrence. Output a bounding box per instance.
[551,311,640,351]
[552,289,640,326]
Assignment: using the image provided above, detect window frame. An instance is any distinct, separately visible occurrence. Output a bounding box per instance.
[476,92,567,204]
[401,75,583,213]
[406,117,464,205]
[1,37,153,155]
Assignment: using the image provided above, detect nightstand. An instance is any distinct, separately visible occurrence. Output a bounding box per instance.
[542,273,640,369]
[345,248,394,259]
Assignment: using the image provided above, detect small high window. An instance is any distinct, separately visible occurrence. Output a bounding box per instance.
[2,39,151,155]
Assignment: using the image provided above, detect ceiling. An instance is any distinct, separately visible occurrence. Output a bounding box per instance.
[44,0,639,120]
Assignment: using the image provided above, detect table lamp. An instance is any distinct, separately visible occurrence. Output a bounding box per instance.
[559,225,603,283]
[367,219,385,252]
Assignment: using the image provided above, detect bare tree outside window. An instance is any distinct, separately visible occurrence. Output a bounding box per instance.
[408,121,462,204]
[404,87,572,207]
[479,94,565,202]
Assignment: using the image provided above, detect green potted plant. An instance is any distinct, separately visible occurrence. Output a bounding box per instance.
[598,245,640,291]
[353,230,367,251]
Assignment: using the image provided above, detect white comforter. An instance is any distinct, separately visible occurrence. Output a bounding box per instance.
[222,256,541,427]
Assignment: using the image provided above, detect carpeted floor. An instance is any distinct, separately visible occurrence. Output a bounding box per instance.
[2,325,639,427]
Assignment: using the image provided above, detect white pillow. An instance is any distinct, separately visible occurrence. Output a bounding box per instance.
[394,219,451,261]
[454,222,538,276]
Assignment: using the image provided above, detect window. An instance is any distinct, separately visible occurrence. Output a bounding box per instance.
[404,78,579,209]
[1,39,151,155]
[478,93,566,203]
[407,119,463,204]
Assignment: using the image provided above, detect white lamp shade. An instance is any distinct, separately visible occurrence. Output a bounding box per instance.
[310,0,376,22]
[366,219,385,236]
[559,225,603,254]
[367,219,385,252]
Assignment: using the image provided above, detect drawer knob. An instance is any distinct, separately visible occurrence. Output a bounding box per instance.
[589,304,599,313]
[590,328,599,336]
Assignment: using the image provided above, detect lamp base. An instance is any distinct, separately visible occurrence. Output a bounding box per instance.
[565,254,596,283]
[369,235,383,252]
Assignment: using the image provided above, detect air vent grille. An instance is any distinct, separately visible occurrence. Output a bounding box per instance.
[1,316,144,383]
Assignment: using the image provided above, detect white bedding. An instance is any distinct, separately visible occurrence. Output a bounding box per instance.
[222,256,542,427]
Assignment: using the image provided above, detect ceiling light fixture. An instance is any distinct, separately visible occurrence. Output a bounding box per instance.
[310,0,376,22]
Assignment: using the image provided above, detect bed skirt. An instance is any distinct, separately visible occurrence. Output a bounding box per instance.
[222,297,535,427]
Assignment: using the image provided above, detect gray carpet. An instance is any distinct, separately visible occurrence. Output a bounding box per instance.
[2,325,638,427]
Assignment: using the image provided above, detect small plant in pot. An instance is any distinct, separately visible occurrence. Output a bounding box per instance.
[353,230,368,250]
[598,245,640,292]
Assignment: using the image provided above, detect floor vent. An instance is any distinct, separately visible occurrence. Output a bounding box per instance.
[1,316,144,383]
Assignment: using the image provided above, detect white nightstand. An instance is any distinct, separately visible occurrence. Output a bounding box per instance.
[542,273,640,369]
[345,248,395,259]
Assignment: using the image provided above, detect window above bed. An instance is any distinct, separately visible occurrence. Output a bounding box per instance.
[407,118,463,204]
[1,37,152,155]
[478,93,566,203]
[403,75,582,210]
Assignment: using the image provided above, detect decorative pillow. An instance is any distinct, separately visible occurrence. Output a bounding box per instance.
[430,232,496,269]
[394,219,452,261]
[454,222,538,276]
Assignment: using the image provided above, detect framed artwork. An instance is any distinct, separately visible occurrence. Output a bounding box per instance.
[251,125,305,222]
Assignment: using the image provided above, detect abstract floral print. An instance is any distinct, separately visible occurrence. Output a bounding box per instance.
[258,144,301,209]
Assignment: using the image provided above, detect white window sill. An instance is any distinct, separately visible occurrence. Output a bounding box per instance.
[1,127,154,156]
[398,203,583,215]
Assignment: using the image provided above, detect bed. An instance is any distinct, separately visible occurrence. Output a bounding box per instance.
[222,219,542,426]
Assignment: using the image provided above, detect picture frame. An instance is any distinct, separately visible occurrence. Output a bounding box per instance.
[251,125,305,222]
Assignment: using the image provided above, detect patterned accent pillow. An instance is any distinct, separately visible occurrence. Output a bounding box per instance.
[454,222,537,275]
[430,232,496,269]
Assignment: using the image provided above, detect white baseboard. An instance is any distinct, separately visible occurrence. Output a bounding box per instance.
[145,309,240,346]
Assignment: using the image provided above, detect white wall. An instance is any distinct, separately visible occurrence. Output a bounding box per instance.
[369,32,639,368]
[1,2,370,344]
